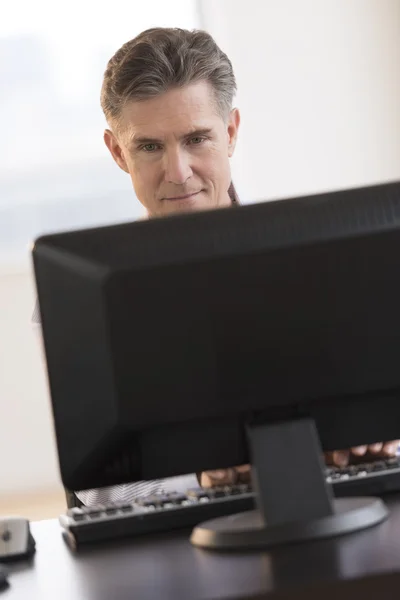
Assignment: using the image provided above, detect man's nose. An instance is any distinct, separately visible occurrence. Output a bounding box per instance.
[164,148,192,185]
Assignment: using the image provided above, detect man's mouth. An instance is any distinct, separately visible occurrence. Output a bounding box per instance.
[163,191,202,201]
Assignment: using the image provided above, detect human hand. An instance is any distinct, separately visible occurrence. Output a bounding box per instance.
[200,464,251,488]
[199,441,400,487]
[324,441,400,467]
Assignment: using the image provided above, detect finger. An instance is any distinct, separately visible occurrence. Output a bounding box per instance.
[200,469,236,488]
[367,443,383,455]
[332,450,350,467]
[235,464,251,474]
[350,445,368,457]
[235,464,251,483]
[381,441,400,457]
[324,452,335,466]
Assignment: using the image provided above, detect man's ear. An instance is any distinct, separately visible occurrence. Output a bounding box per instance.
[227,108,240,157]
[104,129,129,173]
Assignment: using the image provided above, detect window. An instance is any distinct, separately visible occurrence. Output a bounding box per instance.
[0,0,199,270]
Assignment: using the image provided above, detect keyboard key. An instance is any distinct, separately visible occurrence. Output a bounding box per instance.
[105,507,118,516]
[187,488,207,500]
[164,493,187,504]
[88,511,102,519]
[370,461,387,472]
[136,495,163,508]
[211,489,226,498]
[70,509,86,522]
[386,457,400,468]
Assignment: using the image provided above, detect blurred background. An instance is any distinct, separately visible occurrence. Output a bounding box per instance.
[1,0,399,518]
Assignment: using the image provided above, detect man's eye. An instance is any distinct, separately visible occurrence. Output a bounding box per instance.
[189,136,205,145]
[142,144,160,152]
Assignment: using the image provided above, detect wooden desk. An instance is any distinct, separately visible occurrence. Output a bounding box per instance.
[5,493,400,599]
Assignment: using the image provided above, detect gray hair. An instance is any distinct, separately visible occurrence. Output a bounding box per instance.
[101,27,237,127]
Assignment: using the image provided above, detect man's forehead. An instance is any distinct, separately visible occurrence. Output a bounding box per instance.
[119,82,221,141]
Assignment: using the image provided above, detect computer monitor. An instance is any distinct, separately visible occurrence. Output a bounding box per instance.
[32,180,400,550]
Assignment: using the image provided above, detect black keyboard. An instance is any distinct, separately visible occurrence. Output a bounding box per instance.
[60,485,254,550]
[327,455,400,497]
[60,456,400,549]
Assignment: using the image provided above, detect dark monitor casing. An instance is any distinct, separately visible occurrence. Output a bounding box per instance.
[33,181,400,493]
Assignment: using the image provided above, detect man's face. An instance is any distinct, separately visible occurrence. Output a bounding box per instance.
[104,81,240,217]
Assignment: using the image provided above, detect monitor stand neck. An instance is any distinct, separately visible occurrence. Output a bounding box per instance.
[190,418,388,551]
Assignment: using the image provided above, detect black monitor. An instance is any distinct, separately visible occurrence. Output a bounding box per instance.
[32,180,400,550]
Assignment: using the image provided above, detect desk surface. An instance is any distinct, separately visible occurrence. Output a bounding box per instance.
[5,494,400,599]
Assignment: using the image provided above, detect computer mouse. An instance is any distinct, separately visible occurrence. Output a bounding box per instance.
[0,517,36,562]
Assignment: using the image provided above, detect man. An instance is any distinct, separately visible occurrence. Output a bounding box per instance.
[36,27,398,503]
[101,27,240,217]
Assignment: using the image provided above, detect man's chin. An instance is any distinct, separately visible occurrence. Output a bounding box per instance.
[161,195,210,215]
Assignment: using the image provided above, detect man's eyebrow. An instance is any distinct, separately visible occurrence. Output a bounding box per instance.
[183,128,213,140]
[130,135,162,147]
[129,128,213,147]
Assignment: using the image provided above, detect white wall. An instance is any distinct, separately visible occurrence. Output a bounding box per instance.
[0,271,60,494]
[201,0,400,202]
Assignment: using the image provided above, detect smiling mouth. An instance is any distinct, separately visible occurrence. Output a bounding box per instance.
[163,191,202,201]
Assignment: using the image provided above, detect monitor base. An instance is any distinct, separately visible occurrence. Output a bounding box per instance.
[190,496,388,551]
